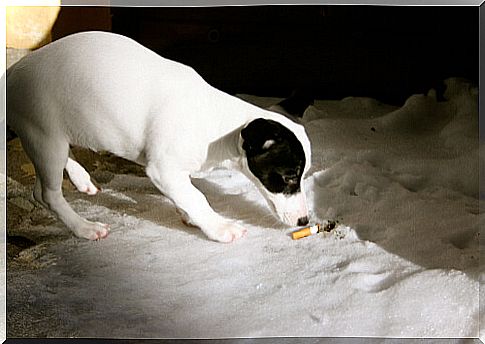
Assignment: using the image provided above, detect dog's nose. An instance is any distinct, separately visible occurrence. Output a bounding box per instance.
[297,216,309,226]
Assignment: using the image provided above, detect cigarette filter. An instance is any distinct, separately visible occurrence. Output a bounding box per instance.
[291,224,321,240]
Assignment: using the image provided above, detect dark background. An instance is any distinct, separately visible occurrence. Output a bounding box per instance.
[52,6,478,105]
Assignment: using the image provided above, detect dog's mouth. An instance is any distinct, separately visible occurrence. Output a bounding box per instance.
[265,191,309,227]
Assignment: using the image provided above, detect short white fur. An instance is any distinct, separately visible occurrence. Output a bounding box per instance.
[7,31,312,243]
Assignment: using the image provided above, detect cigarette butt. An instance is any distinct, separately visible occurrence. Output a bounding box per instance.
[291,224,320,240]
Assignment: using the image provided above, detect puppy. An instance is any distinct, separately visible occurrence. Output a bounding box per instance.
[7,31,312,243]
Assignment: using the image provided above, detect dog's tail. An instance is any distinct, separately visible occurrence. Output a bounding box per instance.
[276,88,314,118]
[267,87,314,122]
[6,124,17,141]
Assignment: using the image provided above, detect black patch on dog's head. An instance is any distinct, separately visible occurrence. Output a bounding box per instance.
[241,118,306,195]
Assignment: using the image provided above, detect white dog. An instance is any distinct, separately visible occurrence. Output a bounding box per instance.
[7,31,312,243]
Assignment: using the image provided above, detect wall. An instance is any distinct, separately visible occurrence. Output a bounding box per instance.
[111,6,478,104]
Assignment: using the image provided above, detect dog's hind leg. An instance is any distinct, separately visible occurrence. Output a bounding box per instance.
[146,165,247,243]
[65,155,99,195]
[20,132,109,240]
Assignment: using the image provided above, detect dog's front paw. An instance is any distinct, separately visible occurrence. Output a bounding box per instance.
[206,221,247,243]
[73,221,110,240]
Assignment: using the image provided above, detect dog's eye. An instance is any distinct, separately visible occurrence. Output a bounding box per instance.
[282,175,298,185]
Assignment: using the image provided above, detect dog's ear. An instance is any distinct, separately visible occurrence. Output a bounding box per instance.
[241,118,281,156]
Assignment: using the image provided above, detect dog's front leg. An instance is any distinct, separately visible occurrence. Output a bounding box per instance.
[146,166,247,243]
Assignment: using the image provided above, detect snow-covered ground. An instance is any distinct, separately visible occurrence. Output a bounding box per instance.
[6,78,480,338]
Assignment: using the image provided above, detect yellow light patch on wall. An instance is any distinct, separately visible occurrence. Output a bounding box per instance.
[6,5,61,49]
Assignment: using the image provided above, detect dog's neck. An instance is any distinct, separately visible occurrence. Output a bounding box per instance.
[200,125,245,171]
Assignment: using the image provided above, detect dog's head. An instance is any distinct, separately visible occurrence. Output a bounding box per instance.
[240,118,310,226]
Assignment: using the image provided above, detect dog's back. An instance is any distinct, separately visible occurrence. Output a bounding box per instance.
[7,31,206,161]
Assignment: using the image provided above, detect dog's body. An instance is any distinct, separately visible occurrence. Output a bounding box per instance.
[7,31,312,242]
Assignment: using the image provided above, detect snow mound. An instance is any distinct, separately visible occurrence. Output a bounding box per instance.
[7,78,479,338]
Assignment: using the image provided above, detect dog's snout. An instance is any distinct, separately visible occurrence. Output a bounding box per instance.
[297,216,309,226]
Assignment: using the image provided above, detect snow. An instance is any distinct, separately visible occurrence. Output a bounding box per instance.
[6,77,480,338]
